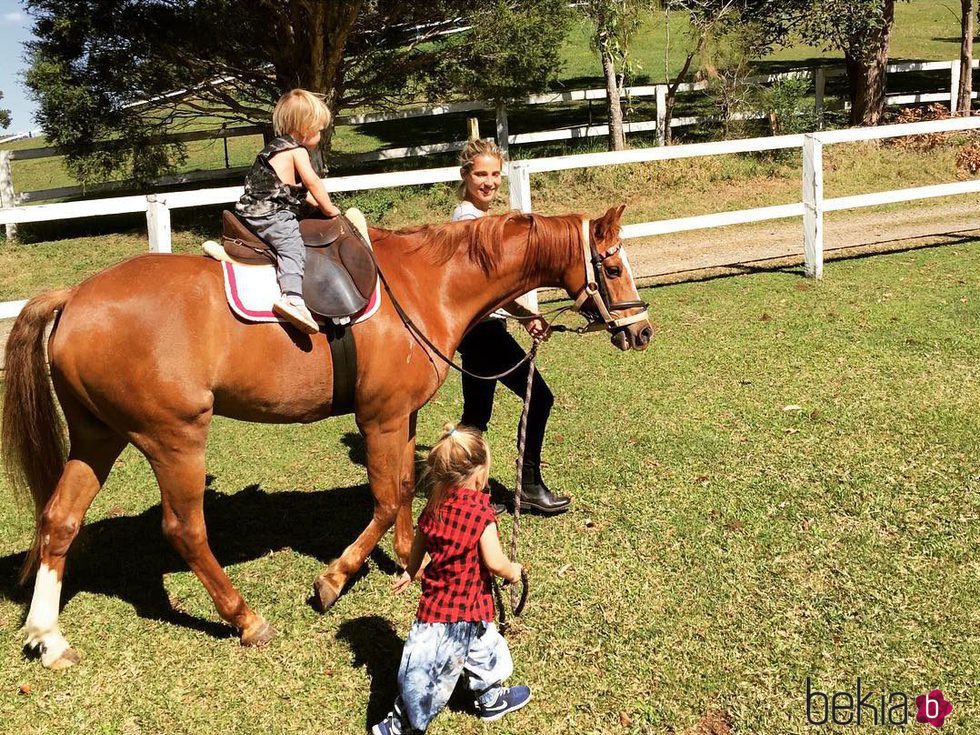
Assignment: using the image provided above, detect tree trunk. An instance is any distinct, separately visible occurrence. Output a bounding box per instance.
[844,0,895,126]
[273,0,362,171]
[663,51,696,146]
[600,36,626,151]
[959,0,975,115]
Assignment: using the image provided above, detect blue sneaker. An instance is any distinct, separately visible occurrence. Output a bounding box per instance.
[370,713,402,735]
[475,685,532,722]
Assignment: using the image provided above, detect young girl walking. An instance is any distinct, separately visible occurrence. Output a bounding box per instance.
[371,424,531,735]
[236,88,342,334]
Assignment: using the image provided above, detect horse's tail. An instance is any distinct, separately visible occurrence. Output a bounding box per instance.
[2,288,72,584]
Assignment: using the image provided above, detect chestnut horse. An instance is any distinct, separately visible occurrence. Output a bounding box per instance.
[2,206,651,668]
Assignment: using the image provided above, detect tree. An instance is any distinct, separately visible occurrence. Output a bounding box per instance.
[0,91,10,130]
[957,0,975,115]
[581,1,644,151]
[755,1,900,126]
[24,1,570,183]
[438,0,571,104]
[658,0,739,145]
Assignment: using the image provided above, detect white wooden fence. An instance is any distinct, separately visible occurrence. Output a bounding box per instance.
[508,115,980,280]
[1,115,980,319]
[3,58,977,213]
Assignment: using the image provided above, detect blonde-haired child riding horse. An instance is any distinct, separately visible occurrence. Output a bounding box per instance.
[236,89,342,334]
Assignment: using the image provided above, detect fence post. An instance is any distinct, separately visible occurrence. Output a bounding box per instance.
[802,134,824,279]
[814,68,826,128]
[495,102,510,157]
[0,150,17,240]
[146,194,172,253]
[656,84,667,146]
[508,160,537,309]
[950,60,961,113]
[467,117,480,140]
[508,161,532,213]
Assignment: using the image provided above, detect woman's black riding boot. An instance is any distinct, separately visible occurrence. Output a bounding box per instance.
[519,464,571,515]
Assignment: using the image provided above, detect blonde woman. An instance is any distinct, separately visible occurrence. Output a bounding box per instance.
[452,139,571,515]
[236,89,342,334]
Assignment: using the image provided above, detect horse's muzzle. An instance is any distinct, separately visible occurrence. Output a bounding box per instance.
[612,321,654,351]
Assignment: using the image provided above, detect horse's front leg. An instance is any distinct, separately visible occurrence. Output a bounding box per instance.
[393,411,418,568]
[313,413,411,612]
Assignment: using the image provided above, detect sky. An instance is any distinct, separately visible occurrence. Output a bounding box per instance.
[0,0,37,135]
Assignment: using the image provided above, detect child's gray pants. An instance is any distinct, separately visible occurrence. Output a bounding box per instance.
[244,210,305,297]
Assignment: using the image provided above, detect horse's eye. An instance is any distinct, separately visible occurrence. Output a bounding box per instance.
[605,265,622,278]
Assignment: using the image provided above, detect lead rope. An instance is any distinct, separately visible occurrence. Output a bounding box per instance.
[494,338,536,633]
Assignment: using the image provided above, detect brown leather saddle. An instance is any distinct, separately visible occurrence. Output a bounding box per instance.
[221,210,378,322]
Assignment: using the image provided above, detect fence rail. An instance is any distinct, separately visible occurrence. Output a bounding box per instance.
[4,57,979,217]
[3,117,980,318]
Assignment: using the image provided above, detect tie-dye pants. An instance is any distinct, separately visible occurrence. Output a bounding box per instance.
[391,620,513,733]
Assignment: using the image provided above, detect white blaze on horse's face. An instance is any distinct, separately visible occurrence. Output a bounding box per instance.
[23,563,72,667]
[586,206,655,352]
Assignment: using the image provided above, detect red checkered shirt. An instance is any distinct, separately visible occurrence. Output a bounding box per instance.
[416,487,497,623]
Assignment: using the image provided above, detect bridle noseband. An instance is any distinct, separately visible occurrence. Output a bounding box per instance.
[572,218,649,331]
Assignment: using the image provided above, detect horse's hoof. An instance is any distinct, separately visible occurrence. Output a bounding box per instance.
[47,647,80,670]
[241,620,277,648]
[312,576,342,613]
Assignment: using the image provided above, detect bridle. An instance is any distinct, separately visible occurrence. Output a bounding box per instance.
[571,218,649,333]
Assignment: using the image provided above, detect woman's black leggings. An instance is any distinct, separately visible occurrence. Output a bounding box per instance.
[457,319,554,477]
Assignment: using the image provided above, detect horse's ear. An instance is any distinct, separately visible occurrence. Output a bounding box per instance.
[594,204,627,243]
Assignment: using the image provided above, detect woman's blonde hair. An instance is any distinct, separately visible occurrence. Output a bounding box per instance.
[272,89,331,138]
[423,423,491,518]
[456,138,506,200]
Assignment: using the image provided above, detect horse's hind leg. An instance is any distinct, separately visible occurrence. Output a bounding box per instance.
[145,436,276,647]
[23,410,126,669]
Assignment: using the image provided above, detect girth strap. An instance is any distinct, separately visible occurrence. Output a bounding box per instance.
[328,325,357,416]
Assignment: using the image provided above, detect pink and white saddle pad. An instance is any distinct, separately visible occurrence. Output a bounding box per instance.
[220,260,382,326]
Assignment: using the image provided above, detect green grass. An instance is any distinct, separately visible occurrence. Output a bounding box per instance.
[0,241,978,734]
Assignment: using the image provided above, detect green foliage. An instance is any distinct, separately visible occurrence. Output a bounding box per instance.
[751,76,821,134]
[751,0,903,59]
[581,0,646,72]
[0,92,10,130]
[432,0,572,102]
[23,1,572,183]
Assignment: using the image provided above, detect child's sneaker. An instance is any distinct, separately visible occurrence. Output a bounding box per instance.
[273,294,319,334]
[370,713,402,735]
[475,685,532,722]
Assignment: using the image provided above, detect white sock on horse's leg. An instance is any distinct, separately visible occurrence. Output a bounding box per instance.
[23,563,72,667]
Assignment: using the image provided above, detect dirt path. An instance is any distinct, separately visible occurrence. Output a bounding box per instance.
[1,197,978,370]
[623,195,980,282]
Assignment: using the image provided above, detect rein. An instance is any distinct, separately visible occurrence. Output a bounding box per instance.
[375,264,546,381]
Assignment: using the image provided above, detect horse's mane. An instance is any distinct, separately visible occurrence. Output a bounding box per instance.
[378,212,583,278]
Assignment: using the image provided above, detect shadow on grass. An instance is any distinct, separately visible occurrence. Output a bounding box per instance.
[0,479,397,640]
[336,615,403,725]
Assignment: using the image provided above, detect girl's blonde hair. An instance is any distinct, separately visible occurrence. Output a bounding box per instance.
[423,423,490,518]
[272,89,331,138]
[456,138,506,200]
